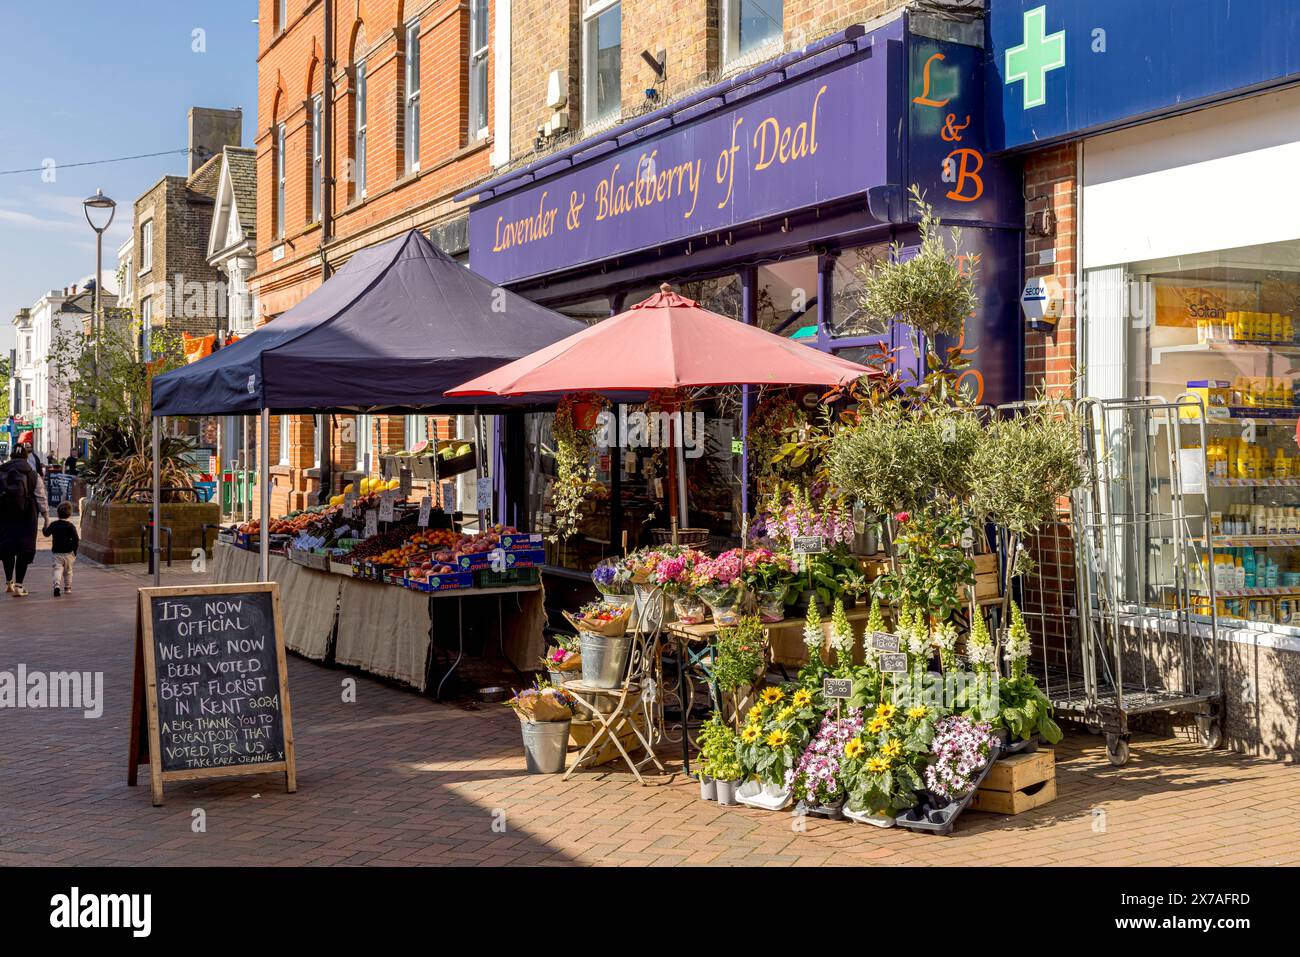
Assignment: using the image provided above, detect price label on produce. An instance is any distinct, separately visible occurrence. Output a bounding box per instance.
[792,535,825,555]
[475,476,492,512]
[418,496,432,526]
[441,481,457,512]
[399,467,412,497]
[878,653,908,674]
[364,510,378,538]
[822,677,852,699]
[870,631,900,653]
[378,494,396,522]
[343,493,357,519]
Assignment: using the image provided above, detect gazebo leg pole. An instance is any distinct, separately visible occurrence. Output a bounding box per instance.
[473,409,487,531]
[152,416,161,587]
[259,408,270,582]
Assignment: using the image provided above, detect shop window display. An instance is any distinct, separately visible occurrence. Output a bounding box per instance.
[1100,239,1300,632]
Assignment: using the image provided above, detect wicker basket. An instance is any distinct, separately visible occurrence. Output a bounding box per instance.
[650,527,710,547]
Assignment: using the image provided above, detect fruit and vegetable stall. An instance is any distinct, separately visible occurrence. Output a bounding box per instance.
[214,486,546,696]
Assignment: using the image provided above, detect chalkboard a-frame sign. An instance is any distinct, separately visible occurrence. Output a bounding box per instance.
[128,582,297,806]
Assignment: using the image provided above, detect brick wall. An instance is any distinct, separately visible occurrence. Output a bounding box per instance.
[509,0,580,159]
[131,162,229,340]
[253,0,496,509]
[1023,143,1076,400]
[509,0,909,166]
[1020,144,1079,671]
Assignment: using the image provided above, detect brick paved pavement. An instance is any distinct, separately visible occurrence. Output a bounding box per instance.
[2,541,1297,867]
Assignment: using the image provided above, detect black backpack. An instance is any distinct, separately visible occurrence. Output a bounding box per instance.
[0,464,30,514]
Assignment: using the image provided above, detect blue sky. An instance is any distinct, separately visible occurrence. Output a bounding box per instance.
[0,1,258,354]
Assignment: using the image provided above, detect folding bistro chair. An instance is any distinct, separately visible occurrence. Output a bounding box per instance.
[563,606,667,785]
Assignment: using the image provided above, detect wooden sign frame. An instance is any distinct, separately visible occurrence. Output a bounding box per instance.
[128,582,297,806]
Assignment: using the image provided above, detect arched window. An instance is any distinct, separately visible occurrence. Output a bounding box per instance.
[305,58,322,223]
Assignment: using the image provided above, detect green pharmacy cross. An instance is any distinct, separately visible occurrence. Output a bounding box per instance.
[1005,5,1066,109]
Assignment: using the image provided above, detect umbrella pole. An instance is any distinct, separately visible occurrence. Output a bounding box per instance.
[259,409,270,582]
[152,416,161,587]
[675,422,689,529]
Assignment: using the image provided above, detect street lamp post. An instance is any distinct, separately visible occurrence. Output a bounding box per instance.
[82,189,116,436]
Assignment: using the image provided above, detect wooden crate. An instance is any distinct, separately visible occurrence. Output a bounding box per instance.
[971,552,1002,602]
[971,749,1056,815]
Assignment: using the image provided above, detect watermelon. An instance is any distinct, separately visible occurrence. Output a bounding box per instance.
[409,440,430,455]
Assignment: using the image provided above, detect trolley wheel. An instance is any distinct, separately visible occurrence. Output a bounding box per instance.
[1105,734,1130,766]
[1086,722,1103,735]
[1197,718,1222,750]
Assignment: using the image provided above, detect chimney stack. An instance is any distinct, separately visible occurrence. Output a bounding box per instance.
[188,107,243,173]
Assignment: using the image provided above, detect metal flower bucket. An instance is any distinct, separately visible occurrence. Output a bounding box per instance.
[521,718,571,774]
[579,633,633,688]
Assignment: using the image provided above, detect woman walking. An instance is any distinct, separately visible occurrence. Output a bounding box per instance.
[0,444,41,597]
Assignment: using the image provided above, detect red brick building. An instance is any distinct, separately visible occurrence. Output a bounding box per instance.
[252,0,499,513]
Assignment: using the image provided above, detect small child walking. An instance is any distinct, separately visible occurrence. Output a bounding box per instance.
[44,501,79,597]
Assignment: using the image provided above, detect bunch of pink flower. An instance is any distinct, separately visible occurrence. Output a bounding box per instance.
[692,549,745,591]
[787,710,865,804]
[924,715,999,801]
[653,549,706,594]
[741,547,797,592]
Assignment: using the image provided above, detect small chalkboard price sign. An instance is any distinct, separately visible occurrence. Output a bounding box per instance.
[823,677,852,699]
[878,653,908,675]
[128,582,296,806]
[792,535,826,555]
[870,632,901,653]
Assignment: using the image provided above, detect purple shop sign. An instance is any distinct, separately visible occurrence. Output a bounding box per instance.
[469,44,898,286]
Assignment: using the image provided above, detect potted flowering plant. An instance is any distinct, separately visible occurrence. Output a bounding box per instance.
[789,709,865,819]
[506,681,579,774]
[692,550,746,625]
[923,714,999,805]
[652,547,709,624]
[740,547,796,623]
[840,699,942,825]
[735,683,821,810]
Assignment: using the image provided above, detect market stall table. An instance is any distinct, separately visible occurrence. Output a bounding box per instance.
[212,541,546,695]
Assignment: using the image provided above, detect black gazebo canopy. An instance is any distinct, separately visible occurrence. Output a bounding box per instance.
[151,229,586,416]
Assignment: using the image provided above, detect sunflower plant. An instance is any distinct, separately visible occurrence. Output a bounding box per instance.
[736,684,821,787]
[840,700,945,815]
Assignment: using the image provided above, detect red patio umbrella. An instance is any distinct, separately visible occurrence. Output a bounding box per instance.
[446,284,873,396]
[447,284,874,531]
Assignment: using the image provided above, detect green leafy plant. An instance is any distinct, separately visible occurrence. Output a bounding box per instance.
[826,405,983,520]
[713,616,767,693]
[549,392,608,542]
[852,185,979,341]
[46,315,195,501]
[872,509,975,625]
[699,713,743,781]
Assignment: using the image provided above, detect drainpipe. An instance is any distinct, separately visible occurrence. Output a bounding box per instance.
[317,0,335,504]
